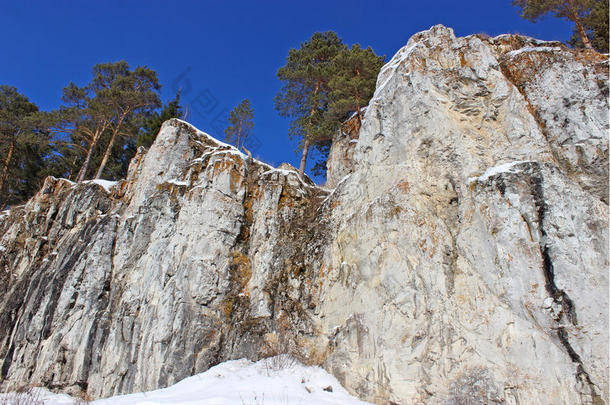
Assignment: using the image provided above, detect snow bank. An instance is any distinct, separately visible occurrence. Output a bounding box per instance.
[0,357,373,405]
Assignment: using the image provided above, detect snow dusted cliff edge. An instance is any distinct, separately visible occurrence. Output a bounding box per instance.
[0,25,608,404]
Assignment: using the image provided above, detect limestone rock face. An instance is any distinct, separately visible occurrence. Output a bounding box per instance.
[320,25,608,404]
[0,26,607,405]
[0,120,328,398]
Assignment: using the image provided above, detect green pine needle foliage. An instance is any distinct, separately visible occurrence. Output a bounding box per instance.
[225,98,254,149]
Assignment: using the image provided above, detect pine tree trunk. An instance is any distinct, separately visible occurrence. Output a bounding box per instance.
[567,0,594,49]
[95,128,119,180]
[237,123,243,149]
[0,140,15,197]
[76,141,97,183]
[575,18,594,49]
[298,138,310,177]
[95,114,127,180]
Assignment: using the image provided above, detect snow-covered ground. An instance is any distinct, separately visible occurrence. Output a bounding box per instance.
[1,357,372,405]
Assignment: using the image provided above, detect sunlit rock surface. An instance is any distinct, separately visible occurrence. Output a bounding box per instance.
[1,25,607,404]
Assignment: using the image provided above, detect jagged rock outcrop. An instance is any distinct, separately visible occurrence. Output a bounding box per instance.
[0,25,607,405]
[318,25,608,404]
[0,121,328,397]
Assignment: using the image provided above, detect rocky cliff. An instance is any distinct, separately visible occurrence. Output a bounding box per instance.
[0,25,608,404]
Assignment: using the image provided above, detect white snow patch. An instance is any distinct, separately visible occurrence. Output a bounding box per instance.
[81,179,117,193]
[506,46,562,58]
[3,357,373,405]
[322,174,352,203]
[167,179,188,187]
[492,34,557,44]
[260,168,320,191]
[261,168,299,178]
[468,161,533,184]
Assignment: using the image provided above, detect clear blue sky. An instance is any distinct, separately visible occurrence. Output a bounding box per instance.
[0,0,572,179]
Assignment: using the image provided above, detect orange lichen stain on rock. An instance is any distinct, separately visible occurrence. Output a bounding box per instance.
[459,50,467,67]
[221,298,234,320]
[278,182,306,210]
[230,250,252,290]
[397,181,410,193]
[222,250,252,320]
[242,183,261,229]
[156,182,187,199]
[228,165,244,194]
[117,180,129,197]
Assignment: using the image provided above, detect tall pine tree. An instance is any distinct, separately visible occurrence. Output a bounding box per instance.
[58,61,161,182]
[0,86,53,207]
[275,32,347,177]
[568,0,608,52]
[224,99,254,149]
[92,62,161,179]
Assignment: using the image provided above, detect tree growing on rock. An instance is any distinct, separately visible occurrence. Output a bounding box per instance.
[275,31,347,177]
[328,44,385,124]
[276,32,385,178]
[512,0,597,50]
[224,98,254,149]
[59,61,161,182]
[568,0,608,52]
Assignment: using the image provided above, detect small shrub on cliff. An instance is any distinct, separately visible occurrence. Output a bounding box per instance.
[262,354,298,375]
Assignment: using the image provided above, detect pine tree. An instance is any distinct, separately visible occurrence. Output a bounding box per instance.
[275,32,347,177]
[224,99,254,149]
[92,62,161,179]
[0,86,52,207]
[512,0,596,49]
[58,61,161,182]
[328,44,385,124]
[568,0,608,52]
